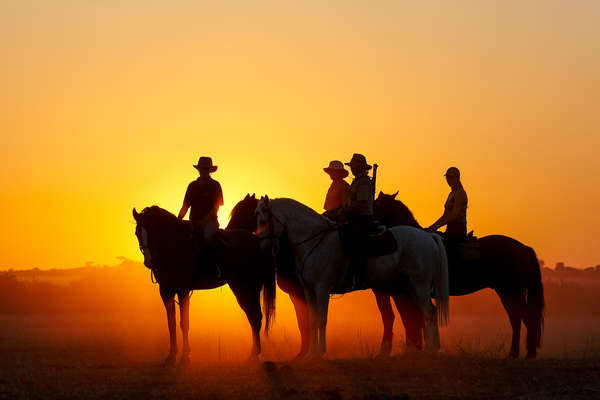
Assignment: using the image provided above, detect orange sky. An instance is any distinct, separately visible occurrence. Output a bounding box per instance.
[2,1,599,270]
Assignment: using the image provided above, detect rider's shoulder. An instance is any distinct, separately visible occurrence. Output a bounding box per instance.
[455,186,468,199]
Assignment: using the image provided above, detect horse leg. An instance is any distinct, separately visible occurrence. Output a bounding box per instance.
[314,285,330,358]
[177,290,191,365]
[392,293,423,351]
[302,287,320,359]
[160,286,177,366]
[415,288,439,352]
[497,289,525,358]
[288,292,310,359]
[231,284,263,361]
[374,290,395,357]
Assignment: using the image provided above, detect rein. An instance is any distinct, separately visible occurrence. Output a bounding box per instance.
[260,201,335,273]
[138,244,159,284]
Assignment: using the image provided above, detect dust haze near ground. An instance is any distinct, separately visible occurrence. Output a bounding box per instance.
[1,260,600,398]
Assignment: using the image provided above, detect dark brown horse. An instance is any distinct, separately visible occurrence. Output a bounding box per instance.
[375,191,545,358]
[133,205,275,365]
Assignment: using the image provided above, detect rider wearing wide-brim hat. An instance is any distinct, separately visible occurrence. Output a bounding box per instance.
[178,156,223,240]
[342,153,374,218]
[323,160,350,217]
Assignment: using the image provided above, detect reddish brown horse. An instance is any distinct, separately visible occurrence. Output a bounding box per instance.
[133,205,275,365]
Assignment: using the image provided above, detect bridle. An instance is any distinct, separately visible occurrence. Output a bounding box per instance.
[137,224,159,284]
[257,200,335,272]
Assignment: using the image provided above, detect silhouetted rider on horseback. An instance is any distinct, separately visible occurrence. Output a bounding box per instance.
[426,166,468,260]
[322,160,350,219]
[340,153,375,290]
[178,156,224,277]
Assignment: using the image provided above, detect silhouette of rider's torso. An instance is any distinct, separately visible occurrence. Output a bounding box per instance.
[184,177,223,225]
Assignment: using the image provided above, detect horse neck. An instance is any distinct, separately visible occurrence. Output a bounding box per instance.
[149,218,189,257]
[227,211,254,231]
[392,202,421,228]
[273,200,329,243]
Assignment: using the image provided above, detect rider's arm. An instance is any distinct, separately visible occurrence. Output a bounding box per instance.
[429,191,467,230]
[213,182,224,216]
[178,185,192,219]
[178,200,190,219]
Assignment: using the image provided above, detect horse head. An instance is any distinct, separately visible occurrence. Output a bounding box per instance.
[133,207,155,269]
[132,206,182,270]
[227,193,258,231]
[255,196,285,247]
[374,191,398,223]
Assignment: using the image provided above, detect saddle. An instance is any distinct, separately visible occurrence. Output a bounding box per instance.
[340,224,397,258]
[457,231,481,261]
[189,230,224,280]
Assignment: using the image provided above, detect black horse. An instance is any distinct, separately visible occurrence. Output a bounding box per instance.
[227,194,311,358]
[375,191,545,358]
[132,205,276,365]
[227,194,418,359]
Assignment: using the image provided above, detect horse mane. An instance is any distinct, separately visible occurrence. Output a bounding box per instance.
[272,198,324,219]
[378,193,422,228]
[141,205,191,236]
[230,196,258,218]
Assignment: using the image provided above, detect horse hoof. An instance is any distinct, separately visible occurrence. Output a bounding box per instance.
[178,355,191,367]
[526,353,537,360]
[306,353,326,362]
[162,354,177,367]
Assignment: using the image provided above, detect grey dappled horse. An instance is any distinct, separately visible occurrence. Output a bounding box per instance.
[255,197,449,358]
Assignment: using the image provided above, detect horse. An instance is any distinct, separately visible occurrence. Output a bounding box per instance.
[227,195,311,359]
[255,196,449,358]
[132,205,276,365]
[227,194,422,358]
[374,191,545,358]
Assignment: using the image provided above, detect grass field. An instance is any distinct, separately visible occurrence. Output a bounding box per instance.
[2,313,600,400]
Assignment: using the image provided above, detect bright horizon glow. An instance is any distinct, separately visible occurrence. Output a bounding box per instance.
[1,1,599,270]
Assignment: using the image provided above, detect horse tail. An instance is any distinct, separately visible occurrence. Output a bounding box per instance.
[431,233,450,327]
[525,246,545,352]
[261,250,277,335]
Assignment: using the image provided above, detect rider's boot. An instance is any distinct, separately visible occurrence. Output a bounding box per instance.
[350,257,368,291]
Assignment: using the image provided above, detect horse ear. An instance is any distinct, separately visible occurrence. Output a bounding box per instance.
[378,190,383,199]
[251,193,256,199]
[244,193,249,200]
[132,208,139,220]
[392,191,398,199]
[264,195,269,204]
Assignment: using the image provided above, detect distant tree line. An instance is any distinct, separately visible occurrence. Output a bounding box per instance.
[0,258,598,317]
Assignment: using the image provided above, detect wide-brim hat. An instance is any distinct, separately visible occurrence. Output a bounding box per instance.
[345,153,372,171]
[193,156,218,172]
[323,160,349,177]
